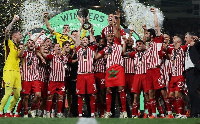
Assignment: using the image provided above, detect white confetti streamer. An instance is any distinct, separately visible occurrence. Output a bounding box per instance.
[122,0,164,38]
[20,0,58,36]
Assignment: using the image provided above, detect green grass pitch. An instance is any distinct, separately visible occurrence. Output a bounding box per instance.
[0,118,200,124]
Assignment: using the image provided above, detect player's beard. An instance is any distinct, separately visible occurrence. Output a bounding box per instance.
[83,42,88,47]
[146,36,151,42]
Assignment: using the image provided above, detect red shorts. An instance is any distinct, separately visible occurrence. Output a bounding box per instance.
[48,81,65,95]
[131,74,147,93]
[125,73,134,91]
[94,72,105,89]
[146,68,165,91]
[39,81,48,97]
[169,75,185,93]
[105,64,125,87]
[76,73,96,94]
[22,80,41,94]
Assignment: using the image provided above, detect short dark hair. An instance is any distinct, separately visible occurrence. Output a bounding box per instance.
[176,34,184,44]
[44,38,52,43]
[62,41,70,47]
[136,40,144,44]
[147,29,156,38]
[11,30,20,37]
[19,43,24,45]
[164,32,170,37]
[71,30,78,35]
[95,35,101,42]
[54,43,60,47]
[64,24,69,27]
[82,36,90,41]
[27,39,34,42]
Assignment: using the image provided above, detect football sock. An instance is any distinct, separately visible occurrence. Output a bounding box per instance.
[106,93,112,112]
[57,100,63,113]
[77,95,83,115]
[90,94,96,114]
[119,90,126,112]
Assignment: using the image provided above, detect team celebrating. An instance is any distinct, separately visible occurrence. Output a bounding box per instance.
[0,8,200,119]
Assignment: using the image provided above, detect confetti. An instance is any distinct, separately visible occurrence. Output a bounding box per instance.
[122,0,164,38]
[20,0,58,36]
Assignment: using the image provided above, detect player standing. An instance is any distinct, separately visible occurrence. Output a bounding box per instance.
[145,8,173,118]
[168,36,187,118]
[19,39,41,118]
[0,15,22,117]
[75,26,97,117]
[41,43,71,118]
[96,10,128,118]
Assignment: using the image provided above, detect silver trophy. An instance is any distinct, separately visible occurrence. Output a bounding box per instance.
[77,8,91,30]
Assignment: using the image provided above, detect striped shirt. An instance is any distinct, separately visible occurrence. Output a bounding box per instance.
[22,51,39,81]
[20,60,23,80]
[162,59,171,83]
[146,36,164,69]
[129,51,147,74]
[38,63,47,82]
[101,26,126,39]
[134,51,147,74]
[170,45,187,76]
[76,46,97,73]
[46,54,70,81]
[124,55,135,73]
[99,38,123,69]
[94,57,106,73]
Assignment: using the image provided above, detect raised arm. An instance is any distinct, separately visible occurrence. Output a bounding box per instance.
[33,30,46,42]
[64,31,78,44]
[123,30,133,56]
[74,16,84,48]
[150,8,161,36]
[43,12,54,33]
[27,32,32,39]
[113,10,121,39]
[89,25,96,43]
[77,15,83,39]
[142,25,147,43]
[128,29,134,40]
[123,39,127,55]
[95,52,103,60]
[5,15,19,40]
[18,42,28,58]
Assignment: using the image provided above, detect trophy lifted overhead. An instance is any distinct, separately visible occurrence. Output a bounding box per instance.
[77,8,92,30]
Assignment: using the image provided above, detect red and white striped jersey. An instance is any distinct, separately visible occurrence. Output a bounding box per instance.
[46,54,70,81]
[162,44,174,81]
[129,51,147,74]
[124,57,135,74]
[21,51,39,81]
[38,63,46,82]
[20,60,23,80]
[101,26,126,39]
[94,57,106,73]
[170,45,187,76]
[146,36,164,69]
[134,51,147,74]
[162,59,171,83]
[99,38,123,69]
[76,46,97,73]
